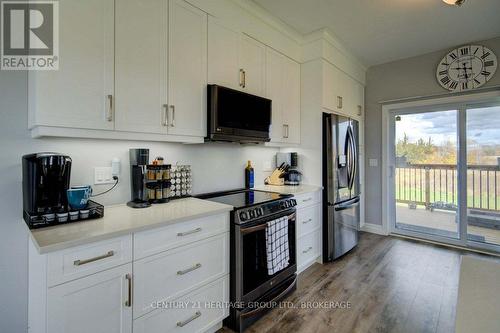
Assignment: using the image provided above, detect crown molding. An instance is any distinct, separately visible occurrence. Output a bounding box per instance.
[233,0,304,44]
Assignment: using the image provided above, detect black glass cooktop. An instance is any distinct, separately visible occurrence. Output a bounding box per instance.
[197,189,290,208]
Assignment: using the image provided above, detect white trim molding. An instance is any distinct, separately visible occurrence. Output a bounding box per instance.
[361,223,388,236]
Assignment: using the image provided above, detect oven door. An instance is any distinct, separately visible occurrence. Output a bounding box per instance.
[233,209,297,303]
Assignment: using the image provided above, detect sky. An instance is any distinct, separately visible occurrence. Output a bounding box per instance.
[395,106,500,146]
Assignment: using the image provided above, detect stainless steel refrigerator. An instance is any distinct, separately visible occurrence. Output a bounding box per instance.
[322,113,360,261]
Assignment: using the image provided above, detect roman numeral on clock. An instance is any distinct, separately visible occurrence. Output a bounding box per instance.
[449,81,458,90]
[441,62,449,66]
[462,82,468,90]
[439,70,448,76]
[481,70,491,77]
[481,52,491,59]
[460,47,469,55]
[474,78,480,85]
[484,60,495,67]
[474,47,479,55]
[449,52,457,60]
[440,76,451,85]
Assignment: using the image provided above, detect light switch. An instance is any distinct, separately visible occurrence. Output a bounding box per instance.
[369,159,378,167]
[94,167,114,185]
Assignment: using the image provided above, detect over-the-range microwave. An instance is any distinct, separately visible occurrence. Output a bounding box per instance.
[206,84,272,143]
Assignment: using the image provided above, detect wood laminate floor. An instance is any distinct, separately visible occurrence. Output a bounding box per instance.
[219,232,498,333]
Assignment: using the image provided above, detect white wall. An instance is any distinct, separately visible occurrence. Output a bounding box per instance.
[0,70,278,332]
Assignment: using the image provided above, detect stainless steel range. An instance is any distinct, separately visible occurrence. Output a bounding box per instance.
[197,189,297,332]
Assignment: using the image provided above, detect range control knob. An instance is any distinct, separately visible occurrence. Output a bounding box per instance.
[249,210,256,219]
[291,199,297,206]
[239,211,248,221]
[258,208,264,216]
[280,201,287,209]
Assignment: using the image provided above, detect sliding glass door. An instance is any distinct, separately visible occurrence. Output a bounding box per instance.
[466,105,500,247]
[389,102,500,253]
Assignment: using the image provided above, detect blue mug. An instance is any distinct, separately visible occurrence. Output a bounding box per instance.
[67,185,92,209]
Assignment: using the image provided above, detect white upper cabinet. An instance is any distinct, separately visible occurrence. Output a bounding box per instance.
[167,0,207,137]
[208,18,240,91]
[115,0,167,134]
[322,61,364,120]
[266,47,300,144]
[115,0,207,138]
[238,35,266,96]
[208,18,266,96]
[29,0,115,130]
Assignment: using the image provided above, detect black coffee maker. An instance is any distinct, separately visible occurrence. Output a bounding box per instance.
[23,153,72,226]
[127,148,151,208]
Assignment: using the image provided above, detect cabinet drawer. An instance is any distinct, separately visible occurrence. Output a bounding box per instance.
[134,213,229,259]
[47,235,132,287]
[294,191,321,209]
[134,276,229,333]
[297,231,320,269]
[133,233,229,318]
[296,204,320,237]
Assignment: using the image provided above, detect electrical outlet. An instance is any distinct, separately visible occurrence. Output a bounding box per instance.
[94,167,114,185]
[369,159,378,167]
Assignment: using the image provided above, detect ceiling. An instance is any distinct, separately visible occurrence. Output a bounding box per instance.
[252,0,500,67]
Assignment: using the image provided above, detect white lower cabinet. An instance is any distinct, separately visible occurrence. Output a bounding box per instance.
[28,213,230,333]
[47,263,133,333]
[294,191,322,273]
[134,277,229,333]
[133,233,229,318]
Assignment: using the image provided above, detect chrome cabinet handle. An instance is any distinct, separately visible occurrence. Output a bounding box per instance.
[106,95,113,121]
[73,250,114,266]
[177,227,202,237]
[177,311,201,327]
[302,198,312,202]
[282,124,286,138]
[285,124,289,138]
[302,246,313,254]
[239,69,244,87]
[162,104,169,126]
[177,263,202,275]
[337,96,343,109]
[125,274,132,307]
[357,105,363,116]
[302,218,312,224]
[170,105,175,127]
[243,70,246,88]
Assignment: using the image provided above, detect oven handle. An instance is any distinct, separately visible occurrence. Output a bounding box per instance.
[240,212,296,235]
[240,275,297,319]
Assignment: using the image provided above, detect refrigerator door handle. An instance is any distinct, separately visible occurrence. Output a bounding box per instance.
[334,197,360,211]
[346,126,356,190]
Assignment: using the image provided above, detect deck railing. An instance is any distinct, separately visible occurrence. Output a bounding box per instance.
[395,163,500,211]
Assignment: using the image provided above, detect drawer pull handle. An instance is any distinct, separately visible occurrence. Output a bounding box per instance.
[302,246,313,254]
[125,274,132,307]
[73,250,114,266]
[177,263,202,275]
[302,218,312,224]
[177,311,201,327]
[177,227,202,237]
[302,198,312,202]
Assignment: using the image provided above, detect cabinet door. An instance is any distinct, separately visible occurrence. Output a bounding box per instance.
[239,35,266,96]
[29,0,114,130]
[282,56,301,144]
[322,62,343,113]
[207,17,240,90]
[167,0,207,137]
[115,0,167,134]
[47,264,132,333]
[266,48,285,142]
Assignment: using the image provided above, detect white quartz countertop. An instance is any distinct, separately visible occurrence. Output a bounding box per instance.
[29,197,233,254]
[255,184,323,195]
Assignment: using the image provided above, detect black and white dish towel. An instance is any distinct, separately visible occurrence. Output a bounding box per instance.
[265,216,290,275]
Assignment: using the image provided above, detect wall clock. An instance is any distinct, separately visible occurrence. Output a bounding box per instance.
[436,44,497,92]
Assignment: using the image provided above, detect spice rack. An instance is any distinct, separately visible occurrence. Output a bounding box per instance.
[145,164,172,204]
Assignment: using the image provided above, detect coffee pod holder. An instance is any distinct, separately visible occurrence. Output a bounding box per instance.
[170,164,193,199]
[23,200,105,229]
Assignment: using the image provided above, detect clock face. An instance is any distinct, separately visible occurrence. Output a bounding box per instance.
[436,45,497,92]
